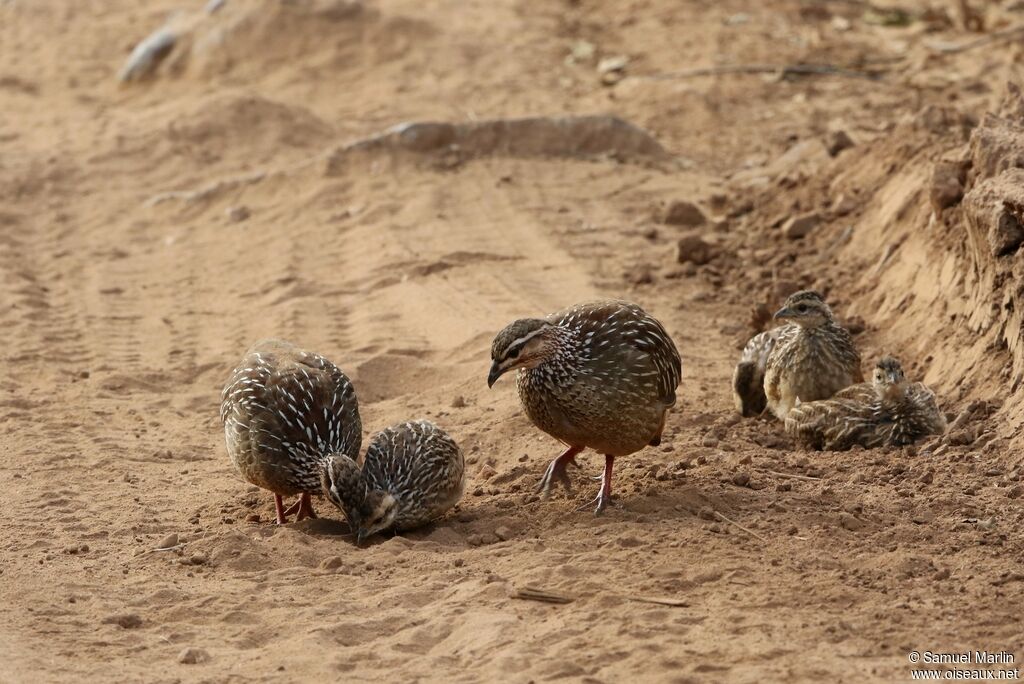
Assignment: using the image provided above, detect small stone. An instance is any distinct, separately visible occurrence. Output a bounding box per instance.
[731,472,750,487]
[786,525,798,535]
[676,235,717,265]
[929,161,965,212]
[825,130,854,156]
[664,200,707,227]
[701,434,719,448]
[494,526,513,541]
[246,513,261,523]
[450,395,467,408]
[568,40,595,63]
[919,471,934,485]
[839,513,866,531]
[103,613,143,629]
[626,263,655,285]
[782,212,822,239]
[178,647,210,665]
[156,534,178,550]
[1007,485,1024,499]
[189,553,208,566]
[697,506,716,521]
[466,534,484,546]
[597,55,629,74]
[832,194,858,216]
[933,568,950,581]
[319,556,344,570]
[226,205,250,223]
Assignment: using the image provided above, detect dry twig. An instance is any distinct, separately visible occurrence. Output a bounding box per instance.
[766,469,821,481]
[644,63,883,82]
[713,511,769,543]
[511,586,575,604]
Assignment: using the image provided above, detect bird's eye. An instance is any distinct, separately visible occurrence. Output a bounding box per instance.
[507,346,521,359]
[797,304,808,313]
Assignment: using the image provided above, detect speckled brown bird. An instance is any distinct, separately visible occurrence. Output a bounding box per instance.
[220,339,361,524]
[761,290,862,420]
[488,300,682,513]
[321,420,464,544]
[785,356,946,450]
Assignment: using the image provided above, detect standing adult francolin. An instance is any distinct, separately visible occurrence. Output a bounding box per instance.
[220,339,362,524]
[488,300,682,513]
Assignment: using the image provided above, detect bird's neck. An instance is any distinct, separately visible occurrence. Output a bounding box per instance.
[522,327,580,387]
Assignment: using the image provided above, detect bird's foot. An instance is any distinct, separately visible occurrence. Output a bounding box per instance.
[282,493,318,522]
[536,446,584,497]
[576,490,618,515]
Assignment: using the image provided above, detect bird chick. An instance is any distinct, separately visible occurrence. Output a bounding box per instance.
[321,420,464,544]
[220,339,361,524]
[785,356,946,450]
[488,300,682,513]
[762,290,862,420]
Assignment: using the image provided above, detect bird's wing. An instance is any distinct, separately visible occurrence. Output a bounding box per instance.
[556,300,682,406]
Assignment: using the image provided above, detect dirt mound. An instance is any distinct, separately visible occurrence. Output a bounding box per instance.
[715,82,1024,455]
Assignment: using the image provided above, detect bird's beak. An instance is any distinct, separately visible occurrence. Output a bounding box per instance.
[487,361,505,388]
[356,529,367,546]
[773,306,794,320]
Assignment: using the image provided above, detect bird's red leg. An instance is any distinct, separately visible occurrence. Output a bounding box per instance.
[294,493,318,521]
[579,455,615,514]
[536,445,584,496]
[274,494,288,525]
[281,493,318,521]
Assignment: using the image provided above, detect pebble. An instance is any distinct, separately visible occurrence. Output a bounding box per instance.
[701,434,719,448]
[119,28,177,83]
[103,613,143,629]
[320,556,344,570]
[929,160,966,212]
[226,205,250,223]
[178,647,210,665]
[450,395,467,408]
[782,212,822,239]
[731,472,750,487]
[825,130,854,156]
[156,533,178,550]
[663,200,707,227]
[676,235,717,265]
[839,513,866,531]
[494,526,513,541]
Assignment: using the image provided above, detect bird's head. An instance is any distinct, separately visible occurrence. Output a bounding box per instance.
[773,290,833,328]
[320,455,398,545]
[871,356,907,402]
[487,318,559,387]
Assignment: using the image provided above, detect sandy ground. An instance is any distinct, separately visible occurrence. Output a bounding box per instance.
[2,0,1024,681]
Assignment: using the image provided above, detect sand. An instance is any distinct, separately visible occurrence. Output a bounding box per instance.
[2,0,1023,681]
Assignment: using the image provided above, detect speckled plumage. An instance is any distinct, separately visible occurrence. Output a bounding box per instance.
[732,324,797,416]
[220,339,361,522]
[785,357,946,450]
[489,299,682,512]
[321,420,464,543]
[762,291,862,420]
